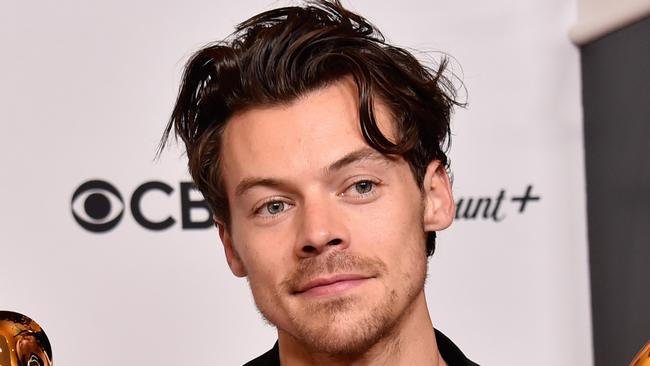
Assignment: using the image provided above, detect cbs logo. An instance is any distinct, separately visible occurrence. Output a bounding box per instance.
[71,179,212,233]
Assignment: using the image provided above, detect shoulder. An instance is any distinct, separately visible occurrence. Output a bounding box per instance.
[435,329,480,366]
[243,335,478,366]
[242,342,279,366]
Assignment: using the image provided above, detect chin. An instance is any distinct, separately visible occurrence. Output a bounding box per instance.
[286,293,401,356]
[301,307,404,357]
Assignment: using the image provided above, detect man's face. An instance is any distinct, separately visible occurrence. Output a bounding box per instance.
[218,79,452,354]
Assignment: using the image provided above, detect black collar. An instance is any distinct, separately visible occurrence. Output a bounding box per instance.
[244,329,478,365]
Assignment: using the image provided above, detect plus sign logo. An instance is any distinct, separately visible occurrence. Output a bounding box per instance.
[511,185,541,213]
[455,184,541,222]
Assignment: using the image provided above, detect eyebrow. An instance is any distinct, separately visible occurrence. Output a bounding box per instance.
[235,177,287,197]
[323,147,391,175]
[234,147,391,197]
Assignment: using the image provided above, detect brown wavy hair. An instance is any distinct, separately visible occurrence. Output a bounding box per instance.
[160,0,463,256]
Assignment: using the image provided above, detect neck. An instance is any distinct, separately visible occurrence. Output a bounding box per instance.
[277,291,447,366]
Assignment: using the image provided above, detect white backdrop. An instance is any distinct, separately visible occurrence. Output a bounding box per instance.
[0,0,592,364]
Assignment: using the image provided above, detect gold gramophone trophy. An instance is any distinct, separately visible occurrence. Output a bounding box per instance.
[631,340,650,366]
[0,311,52,366]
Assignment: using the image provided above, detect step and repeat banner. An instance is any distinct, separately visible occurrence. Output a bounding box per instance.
[0,0,592,364]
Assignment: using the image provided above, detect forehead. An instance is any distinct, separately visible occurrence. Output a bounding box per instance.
[220,79,394,191]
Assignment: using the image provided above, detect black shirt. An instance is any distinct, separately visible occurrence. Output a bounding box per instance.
[244,329,478,365]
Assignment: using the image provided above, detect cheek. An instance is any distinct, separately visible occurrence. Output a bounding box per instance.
[353,185,427,265]
[235,230,298,327]
[231,224,293,286]
[235,233,289,317]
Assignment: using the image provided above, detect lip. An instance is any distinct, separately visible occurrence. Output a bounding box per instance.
[295,274,372,297]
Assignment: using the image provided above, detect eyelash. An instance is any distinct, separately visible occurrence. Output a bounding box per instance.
[340,178,381,199]
[251,178,382,218]
[253,197,293,218]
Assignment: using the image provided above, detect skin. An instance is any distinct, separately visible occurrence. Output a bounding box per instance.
[217,78,455,366]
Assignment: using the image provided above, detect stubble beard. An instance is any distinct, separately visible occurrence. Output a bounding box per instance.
[254,250,428,357]
[288,287,402,356]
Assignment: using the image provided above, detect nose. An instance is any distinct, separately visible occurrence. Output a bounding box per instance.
[294,197,349,258]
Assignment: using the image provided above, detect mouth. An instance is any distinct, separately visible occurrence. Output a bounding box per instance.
[294,274,373,297]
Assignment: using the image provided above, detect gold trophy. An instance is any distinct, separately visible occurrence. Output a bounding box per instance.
[0,311,52,366]
[631,340,650,366]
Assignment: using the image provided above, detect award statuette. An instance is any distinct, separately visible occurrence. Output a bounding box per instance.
[631,340,650,366]
[0,311,52,366]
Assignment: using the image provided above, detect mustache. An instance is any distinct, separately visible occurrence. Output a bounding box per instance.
[281,251,387,293]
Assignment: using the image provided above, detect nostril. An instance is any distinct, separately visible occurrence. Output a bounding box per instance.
[327,238,342,246]
[303,245,317,253]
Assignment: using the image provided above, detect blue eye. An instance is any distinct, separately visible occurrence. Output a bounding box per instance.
[354,181,374,194]
[253,198,294,219]
[265,201,285,215]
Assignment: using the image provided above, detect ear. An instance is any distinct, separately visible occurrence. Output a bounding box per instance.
[215,218,248,278]
[422,160,455,231]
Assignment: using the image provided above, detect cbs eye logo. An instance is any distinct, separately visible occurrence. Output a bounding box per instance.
[71,180,124,232]
[71,179,213,233]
